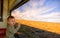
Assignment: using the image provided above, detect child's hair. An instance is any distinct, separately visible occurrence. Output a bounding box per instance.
[7,16,15,20]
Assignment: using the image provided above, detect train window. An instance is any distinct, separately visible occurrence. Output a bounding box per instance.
[11,0,60,23]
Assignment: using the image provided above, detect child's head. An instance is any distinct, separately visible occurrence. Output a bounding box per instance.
[7,16,16,26]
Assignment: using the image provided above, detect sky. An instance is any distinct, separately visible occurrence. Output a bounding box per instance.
[12,0,60,23]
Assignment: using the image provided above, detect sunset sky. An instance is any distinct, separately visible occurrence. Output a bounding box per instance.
[12,0,60,23]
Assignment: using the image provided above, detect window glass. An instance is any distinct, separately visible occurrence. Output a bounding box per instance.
[12,0,60,23]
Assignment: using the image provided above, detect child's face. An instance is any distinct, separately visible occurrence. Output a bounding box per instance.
[7,18,16,26]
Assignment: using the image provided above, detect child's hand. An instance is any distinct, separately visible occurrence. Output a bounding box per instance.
[16,32,21,34]
[18,23,20,27]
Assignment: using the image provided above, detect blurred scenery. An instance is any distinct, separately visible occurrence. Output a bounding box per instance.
[11,0,60,38]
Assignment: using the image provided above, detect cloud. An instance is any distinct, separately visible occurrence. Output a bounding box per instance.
[12,10,60,23]
[12,0,60,23]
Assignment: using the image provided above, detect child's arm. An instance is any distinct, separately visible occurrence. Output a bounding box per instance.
[8,23,20,34]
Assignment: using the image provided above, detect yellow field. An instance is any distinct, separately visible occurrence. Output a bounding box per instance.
[16,20,60,34]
